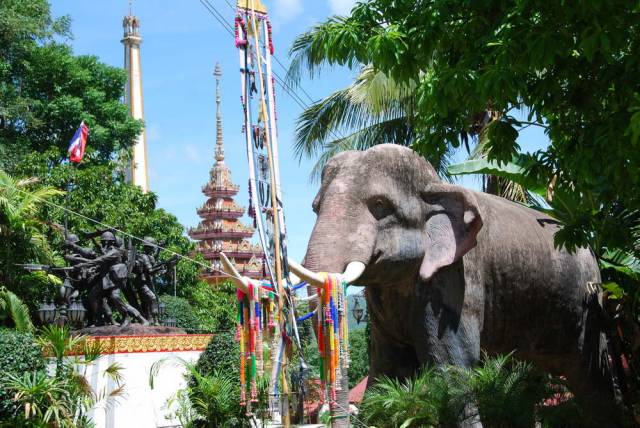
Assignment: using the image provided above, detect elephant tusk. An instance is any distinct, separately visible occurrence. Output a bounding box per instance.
[288,271,302,285]
[341,261,365,284]
[295,293,319,302]
[287,258,324,287]
[288,258,366,287]
[220,252,249,293]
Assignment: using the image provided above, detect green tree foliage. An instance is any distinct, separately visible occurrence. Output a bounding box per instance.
[0,0,139,169]
[186,281,237,334]
[347,328,369,388]
[0,328,46,420]
[288,0,640,256]
[160,295,201,333]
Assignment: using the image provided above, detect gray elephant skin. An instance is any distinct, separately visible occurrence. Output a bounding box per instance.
[303,144,627,427]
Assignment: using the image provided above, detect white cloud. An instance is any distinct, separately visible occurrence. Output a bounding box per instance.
[273,0,303,23]
[328,0,357,15]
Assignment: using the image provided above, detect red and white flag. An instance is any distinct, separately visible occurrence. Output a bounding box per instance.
[67,121,89,163]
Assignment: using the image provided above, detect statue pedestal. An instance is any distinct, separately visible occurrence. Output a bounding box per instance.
[73,333,212,428]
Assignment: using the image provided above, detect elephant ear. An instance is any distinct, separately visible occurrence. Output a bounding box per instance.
[419,183,483,281]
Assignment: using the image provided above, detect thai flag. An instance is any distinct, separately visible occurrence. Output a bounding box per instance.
[67,121,89,163]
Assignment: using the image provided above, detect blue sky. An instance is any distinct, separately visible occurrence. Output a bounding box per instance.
[50,0,548,262]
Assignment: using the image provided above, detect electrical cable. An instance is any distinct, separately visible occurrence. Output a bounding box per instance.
[200,0,349,146]
[0,180,245,282]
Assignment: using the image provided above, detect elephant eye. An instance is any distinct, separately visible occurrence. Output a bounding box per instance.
[368,196,394,220]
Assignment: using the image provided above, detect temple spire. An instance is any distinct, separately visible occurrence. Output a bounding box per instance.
[188,62,264,284]
[214,63,224,163]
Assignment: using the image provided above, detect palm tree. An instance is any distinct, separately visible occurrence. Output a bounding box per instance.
[291,65,459,182]
[0,169,63,284]
[289,27,537,205]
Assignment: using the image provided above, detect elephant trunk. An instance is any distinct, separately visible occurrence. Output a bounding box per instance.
[303,209,375,276]
[300,206,374,428]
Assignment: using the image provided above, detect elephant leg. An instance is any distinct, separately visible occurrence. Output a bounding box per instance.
[368,327,420,383]
[413,280,484,428]
[561,294,634,428]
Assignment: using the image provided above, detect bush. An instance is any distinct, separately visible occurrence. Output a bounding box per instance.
[195,331,239,381]
[159,295,201,333]
[360,354,584,428]
[0,328,46,418]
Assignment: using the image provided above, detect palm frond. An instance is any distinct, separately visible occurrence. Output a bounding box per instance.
[307,117,416,181]
[0,287,34,332]
[286,16,358,86]
[104,362,125,386]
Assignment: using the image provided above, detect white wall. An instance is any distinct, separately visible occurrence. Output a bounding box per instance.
[82,349,203,428]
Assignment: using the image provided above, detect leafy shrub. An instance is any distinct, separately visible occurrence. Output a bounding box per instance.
[5,325,124,427]
[195,331,239,381]
[151,357,250,428]
[360,353,584,428]
[0,328,46,419]
[160,295,201,333]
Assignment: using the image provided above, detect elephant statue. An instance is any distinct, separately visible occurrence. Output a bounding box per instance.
[291,144,628,427]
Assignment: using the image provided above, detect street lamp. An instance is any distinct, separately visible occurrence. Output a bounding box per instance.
[352,295,365,325]
[37,300,57,325]
[37,277,87,328]
[68,298,86,326]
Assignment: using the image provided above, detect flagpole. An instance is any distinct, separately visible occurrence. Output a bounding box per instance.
[64,162,76,237]
[65,121,88,236]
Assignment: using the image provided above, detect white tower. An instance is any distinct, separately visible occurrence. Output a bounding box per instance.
[122,11,149,192]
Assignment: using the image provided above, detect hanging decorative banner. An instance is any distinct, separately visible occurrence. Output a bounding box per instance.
[235,0,289,287]
[316,274,350,405]
[234,1,303,424]
[236,280,277,413]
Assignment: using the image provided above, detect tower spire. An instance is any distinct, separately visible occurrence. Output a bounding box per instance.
[122,8,149,192]
[188,61,264,284]
[214,63,224,163]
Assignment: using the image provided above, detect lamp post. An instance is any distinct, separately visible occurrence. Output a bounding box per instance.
[56,277,75,326]
[67,298,87,327]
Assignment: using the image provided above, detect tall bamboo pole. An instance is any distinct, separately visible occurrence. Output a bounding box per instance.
[247,2,290,426]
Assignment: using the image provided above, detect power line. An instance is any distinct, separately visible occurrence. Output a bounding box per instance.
[220,0,317,106]
[199,0,349,146]
[0,180,245,281]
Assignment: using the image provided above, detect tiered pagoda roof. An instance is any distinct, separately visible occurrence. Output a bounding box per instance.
[188,63,264,283]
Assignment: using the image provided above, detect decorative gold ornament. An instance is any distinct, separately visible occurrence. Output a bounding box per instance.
[45,334,213,357]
